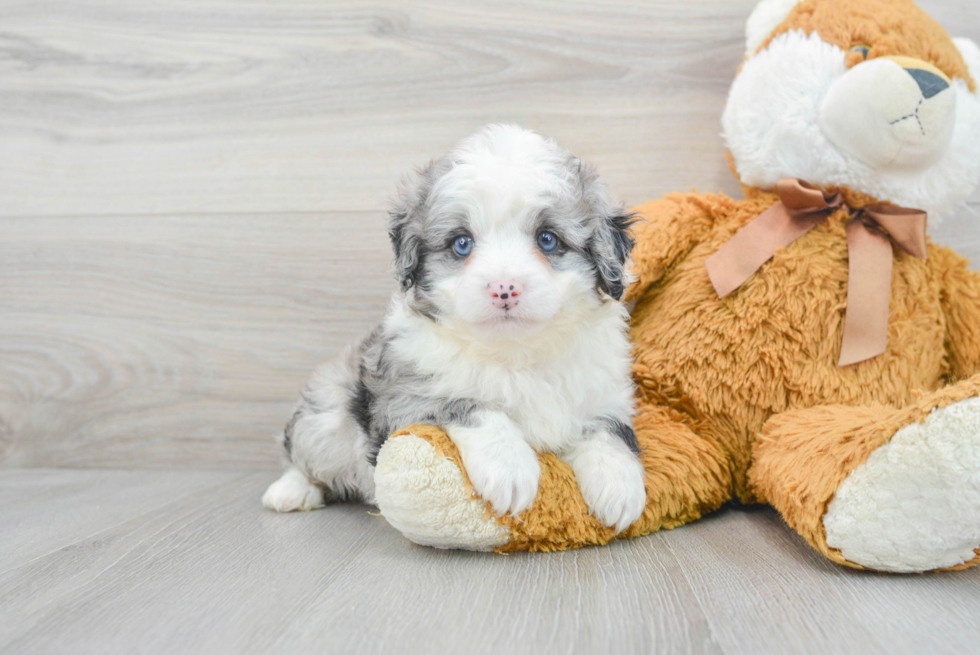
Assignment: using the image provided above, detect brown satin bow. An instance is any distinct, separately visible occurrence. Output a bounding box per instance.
[705,178,928,367]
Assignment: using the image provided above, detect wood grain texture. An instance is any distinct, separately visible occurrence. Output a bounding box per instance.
[1,470,978,655]
[0,212,390,467]
[3,0,972,217]
[1,0,979,468]
[0,468,244,572]
[0,0,758,216]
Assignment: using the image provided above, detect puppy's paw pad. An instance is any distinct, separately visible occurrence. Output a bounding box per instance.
[577,455,646,534]
[466,448,541,518]
[262,472,325,512]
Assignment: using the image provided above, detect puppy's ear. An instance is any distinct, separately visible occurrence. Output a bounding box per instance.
[579,161,636,300]
[388,161,436,291]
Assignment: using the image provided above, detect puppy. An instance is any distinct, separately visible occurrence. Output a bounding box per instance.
[262,124,646,533]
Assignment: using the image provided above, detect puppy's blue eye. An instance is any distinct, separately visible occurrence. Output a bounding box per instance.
[452,235,474,257]
[536,230,559,253]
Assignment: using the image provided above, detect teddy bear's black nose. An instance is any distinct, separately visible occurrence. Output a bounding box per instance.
[905,67,949,99]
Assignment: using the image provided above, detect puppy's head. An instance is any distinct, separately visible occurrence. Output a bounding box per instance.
[388,124,633,338]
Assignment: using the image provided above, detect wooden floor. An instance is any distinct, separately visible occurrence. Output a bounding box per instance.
[1,469,978,655]
[3,0,980,653]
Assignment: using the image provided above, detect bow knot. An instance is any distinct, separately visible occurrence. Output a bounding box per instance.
[705,178,928,367]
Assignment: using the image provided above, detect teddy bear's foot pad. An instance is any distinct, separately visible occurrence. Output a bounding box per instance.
[824,397,980,572]
[375,433,511,551]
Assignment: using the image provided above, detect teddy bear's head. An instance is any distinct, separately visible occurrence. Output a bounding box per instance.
[722,0,980,218]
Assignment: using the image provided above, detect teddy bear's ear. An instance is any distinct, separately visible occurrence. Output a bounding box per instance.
[954,37,980,96]
[745,0,802,56]
[577,160,636,301]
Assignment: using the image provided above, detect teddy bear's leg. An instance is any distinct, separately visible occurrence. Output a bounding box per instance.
[373,425,512,551]
[374,406,734,552]
[749,376,980,572]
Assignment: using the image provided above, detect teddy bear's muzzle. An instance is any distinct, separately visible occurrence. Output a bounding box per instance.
[818,55,956,172]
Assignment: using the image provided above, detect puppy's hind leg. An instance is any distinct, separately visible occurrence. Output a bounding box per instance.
[263,361,375,511]
[262,400,330,512]
[263,467,325,512]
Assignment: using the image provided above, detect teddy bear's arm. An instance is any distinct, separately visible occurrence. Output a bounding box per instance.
[625,193,722,303]
[936,245,980,380]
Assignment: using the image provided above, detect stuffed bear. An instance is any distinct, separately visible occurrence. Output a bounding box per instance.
[372,0,980,573]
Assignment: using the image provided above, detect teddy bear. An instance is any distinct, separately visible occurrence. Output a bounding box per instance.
[370,0,980,573]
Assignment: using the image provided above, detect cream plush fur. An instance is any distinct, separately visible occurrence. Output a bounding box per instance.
[824,397,980,572]
[375,433,510,551]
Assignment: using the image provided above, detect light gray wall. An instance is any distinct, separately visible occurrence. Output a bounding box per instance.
[2,0,978,468]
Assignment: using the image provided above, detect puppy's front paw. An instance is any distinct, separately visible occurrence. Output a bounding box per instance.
[464,441,541,518]
[573,447,646,534]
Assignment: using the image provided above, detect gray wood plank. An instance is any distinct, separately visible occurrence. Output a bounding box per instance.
[0,468,244,573]
[665,508,980,654]
[3,0,973,217]
[0,469,977,655]
[0,0,763,216]
[0,212,390,468]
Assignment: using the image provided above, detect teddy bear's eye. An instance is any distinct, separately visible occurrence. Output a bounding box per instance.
[850,45,870,60]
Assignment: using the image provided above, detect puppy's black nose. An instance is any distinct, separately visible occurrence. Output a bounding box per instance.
[905,67,949,99]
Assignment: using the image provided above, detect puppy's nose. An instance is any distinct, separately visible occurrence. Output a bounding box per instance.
[488,280,523,309]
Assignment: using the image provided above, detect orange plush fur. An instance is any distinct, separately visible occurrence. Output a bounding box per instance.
[764,0,975,90]
[383,0,980,569]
